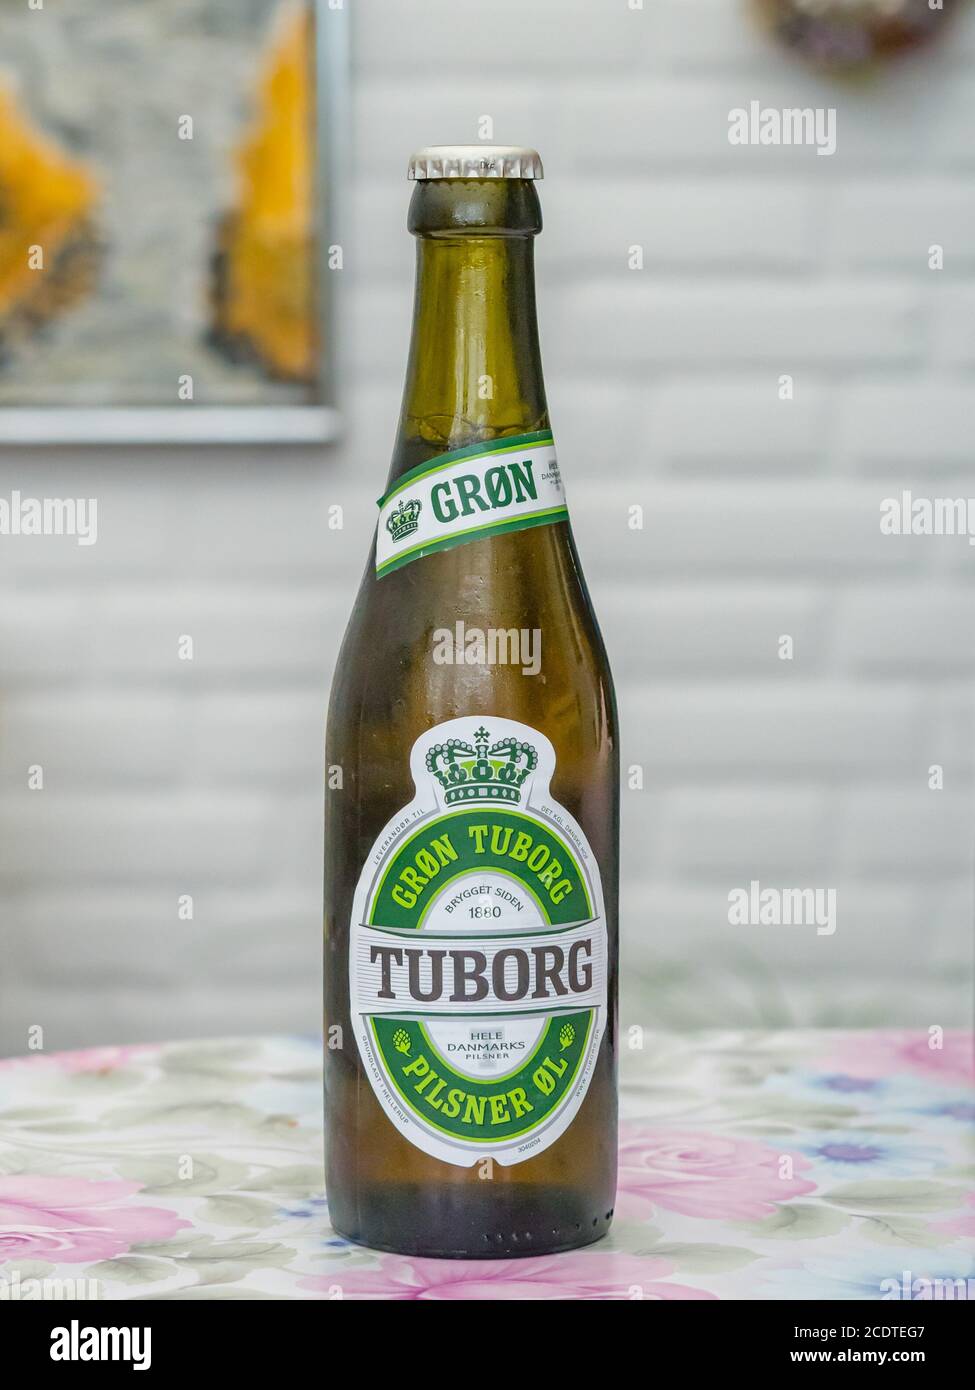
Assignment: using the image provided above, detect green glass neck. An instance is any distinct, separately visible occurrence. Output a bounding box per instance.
[388,179,550,486]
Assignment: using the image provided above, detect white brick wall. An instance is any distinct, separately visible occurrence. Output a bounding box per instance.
[1,0,972,1052]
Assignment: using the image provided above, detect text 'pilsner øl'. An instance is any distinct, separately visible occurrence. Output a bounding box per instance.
[324,145,619,1258]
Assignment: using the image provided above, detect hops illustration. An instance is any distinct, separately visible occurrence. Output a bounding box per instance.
[392,1028,411,1055]
[558,1023,575,1050]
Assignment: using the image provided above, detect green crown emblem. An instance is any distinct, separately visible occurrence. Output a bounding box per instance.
[426,726,538,805]
[386,497,422,544]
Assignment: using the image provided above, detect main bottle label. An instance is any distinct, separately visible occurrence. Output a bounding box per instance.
[349,716,607,1167]
[375,431,567,578]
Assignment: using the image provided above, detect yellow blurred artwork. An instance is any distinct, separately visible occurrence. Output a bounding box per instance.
[210,4,317,385]
[0,85,101,345]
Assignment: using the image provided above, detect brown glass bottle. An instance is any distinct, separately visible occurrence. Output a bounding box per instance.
[324,146,618,1258]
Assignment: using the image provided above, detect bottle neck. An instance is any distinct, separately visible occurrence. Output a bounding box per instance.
[388,180,549,485]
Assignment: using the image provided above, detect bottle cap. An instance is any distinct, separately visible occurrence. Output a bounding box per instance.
[408,145,543,180]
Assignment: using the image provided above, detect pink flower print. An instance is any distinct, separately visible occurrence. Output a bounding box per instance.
[817,1030,974,1086]
[0,1044,157,1075]
[936,1193,975,1240]
[0,1176,190,1265]
[300,1252,715,1300]
[618,1128,816,1220]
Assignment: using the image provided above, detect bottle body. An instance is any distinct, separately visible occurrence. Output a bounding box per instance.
[324,168,618,1258]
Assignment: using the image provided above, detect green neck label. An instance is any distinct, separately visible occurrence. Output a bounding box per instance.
[375,432,568,578]
[349,717,607,1167]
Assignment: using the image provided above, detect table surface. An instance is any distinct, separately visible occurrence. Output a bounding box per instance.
[1,1030,972,1300]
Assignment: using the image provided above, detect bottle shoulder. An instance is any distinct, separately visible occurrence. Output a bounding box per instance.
[327,521,616,754]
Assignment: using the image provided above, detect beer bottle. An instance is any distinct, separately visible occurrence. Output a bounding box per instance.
[324,146,618,1258]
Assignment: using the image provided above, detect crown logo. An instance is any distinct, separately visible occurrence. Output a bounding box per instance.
[386,497,422,544]
[425,726,538,805]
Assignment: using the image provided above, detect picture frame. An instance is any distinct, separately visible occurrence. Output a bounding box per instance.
[0,0,348,445]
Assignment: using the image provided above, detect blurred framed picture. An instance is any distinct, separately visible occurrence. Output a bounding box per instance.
[0,0,347,444]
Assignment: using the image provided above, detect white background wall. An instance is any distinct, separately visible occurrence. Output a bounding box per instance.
[1,0,973,1055]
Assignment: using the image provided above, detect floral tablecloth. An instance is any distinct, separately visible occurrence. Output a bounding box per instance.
[0,1031,972,1300]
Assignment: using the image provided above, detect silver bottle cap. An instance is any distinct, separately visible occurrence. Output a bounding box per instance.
[408,145,543,181]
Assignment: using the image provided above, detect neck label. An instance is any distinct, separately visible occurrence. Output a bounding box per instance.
[349,716,607,1167]
[376,431,567,578]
